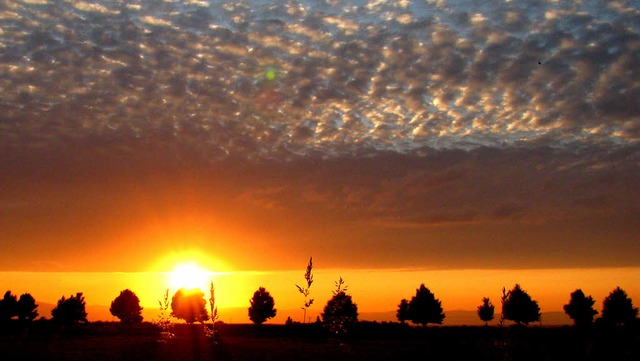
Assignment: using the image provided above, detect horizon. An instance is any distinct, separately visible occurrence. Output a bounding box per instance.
[2,266,638,325]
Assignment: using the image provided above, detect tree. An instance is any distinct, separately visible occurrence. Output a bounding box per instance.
[501,284,540,326]
[601,287,638,326]
[51,293,88,323]
[0,291,18,322]
[408,284,445,326]
[396,299,410,324]
[322,278,358,336]
[110,289,143,324]
[248,287,277,325]
[170,288,209,324]
[295,257,314,323]
[563,289,597,326]
[477,297,495,326]
[17,293,38,322]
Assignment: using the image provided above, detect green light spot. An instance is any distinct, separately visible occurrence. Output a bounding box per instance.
[265,68,276,81]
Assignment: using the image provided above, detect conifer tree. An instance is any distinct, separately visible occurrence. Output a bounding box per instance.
[501,284,540,326]
[408,284,445,327]
[477,297,494,326]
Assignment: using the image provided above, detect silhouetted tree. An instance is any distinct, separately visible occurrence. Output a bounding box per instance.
[563,289,597,326]
[501,284,540,326]
[295,257,314,323]
[248,287,277,325]
[51,293,88,324]
[396,299,410,324]
[408,284,445,327]
[601,287,638,326]
[17,293,38,322]
[0,291,18,322]
[171,288,209,324]
[322,278,358,336]
[477,297,495,326]
[110,289,143,324]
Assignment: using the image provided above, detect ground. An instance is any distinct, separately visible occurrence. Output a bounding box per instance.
[0,321,638,361]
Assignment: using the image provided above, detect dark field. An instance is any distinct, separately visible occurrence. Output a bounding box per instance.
[1,322,638,361]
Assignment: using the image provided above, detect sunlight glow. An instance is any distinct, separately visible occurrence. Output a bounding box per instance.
[168,263,211,292]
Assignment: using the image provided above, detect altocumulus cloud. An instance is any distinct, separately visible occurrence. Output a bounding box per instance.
[1,0,639,157]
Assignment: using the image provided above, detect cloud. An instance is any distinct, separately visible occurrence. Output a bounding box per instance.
[1,0,639,160]
[1,142,639,270]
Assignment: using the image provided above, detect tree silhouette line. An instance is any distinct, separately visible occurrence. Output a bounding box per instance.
[1,267,638,330]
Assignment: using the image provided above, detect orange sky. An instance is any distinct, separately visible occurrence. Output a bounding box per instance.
[1,266,638,324]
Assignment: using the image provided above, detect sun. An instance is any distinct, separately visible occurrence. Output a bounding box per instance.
[168,263,211,292]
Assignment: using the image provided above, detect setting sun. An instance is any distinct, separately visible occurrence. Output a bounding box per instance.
[168,263,211,292]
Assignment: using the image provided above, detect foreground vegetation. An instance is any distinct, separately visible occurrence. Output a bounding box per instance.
[1,321,638,361]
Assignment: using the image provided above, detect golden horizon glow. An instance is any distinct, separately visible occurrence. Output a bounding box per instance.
[149,248,230,292]
[0,267,638,325]
[168,262,212,294]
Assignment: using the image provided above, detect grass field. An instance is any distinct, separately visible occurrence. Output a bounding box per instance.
[1,321,638,361]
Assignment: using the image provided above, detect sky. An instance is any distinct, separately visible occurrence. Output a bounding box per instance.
[1,0,639,322]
